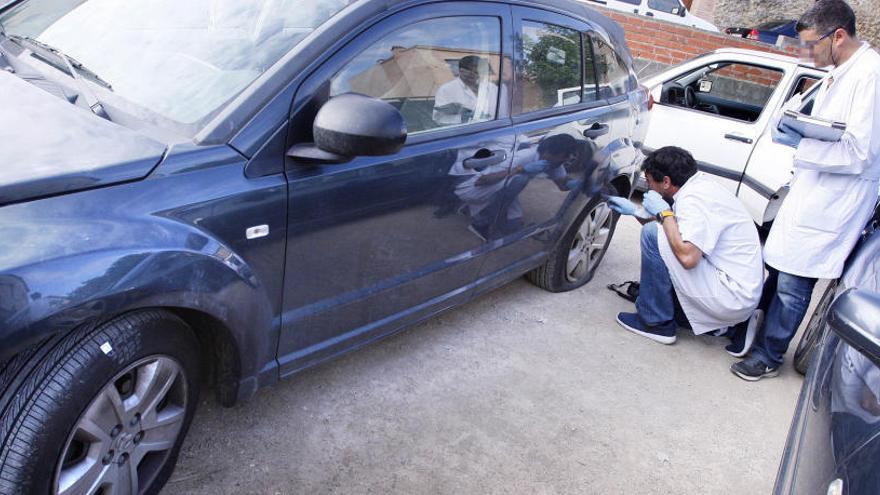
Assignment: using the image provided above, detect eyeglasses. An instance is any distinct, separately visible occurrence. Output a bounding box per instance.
[798,27,840,50]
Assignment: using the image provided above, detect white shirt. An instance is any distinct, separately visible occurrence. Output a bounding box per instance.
[657,173,764,334]
[432,78,498,125]
[764,43,880,279]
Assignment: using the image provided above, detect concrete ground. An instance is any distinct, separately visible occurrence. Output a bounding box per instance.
[166,219,818,495]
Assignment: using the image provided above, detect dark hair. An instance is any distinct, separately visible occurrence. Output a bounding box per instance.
[459,55,485,72]
[642,146,697,187]
[796,0,857,37]
[537,133,578,157]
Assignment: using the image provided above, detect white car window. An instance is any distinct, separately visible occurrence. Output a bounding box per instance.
[660,62,784,123]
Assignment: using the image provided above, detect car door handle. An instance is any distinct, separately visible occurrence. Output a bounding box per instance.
[583,122,610,139]
[463,149,507,170]
[724,133,754,144]
[645,11,654,16]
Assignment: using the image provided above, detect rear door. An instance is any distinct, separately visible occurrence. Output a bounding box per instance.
[277,3,515,373]
[476,7,631,283]
[646,54,789,195]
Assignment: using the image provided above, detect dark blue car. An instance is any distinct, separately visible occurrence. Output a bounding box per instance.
[775,206,880,494]
[0,0,648,492]
[726,19,799,45]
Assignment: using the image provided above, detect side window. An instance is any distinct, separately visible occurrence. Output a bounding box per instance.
[519,21,581,113]
[330,17,501,134]
[647,0,683,14]
[662,62,784,122]
[616,0,641,5]
[592,37,630,99]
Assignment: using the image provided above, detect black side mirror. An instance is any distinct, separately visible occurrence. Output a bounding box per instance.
[287,93,407,165]
[829,289,880,368]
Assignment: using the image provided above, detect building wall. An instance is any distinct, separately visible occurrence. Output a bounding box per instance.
[596,8,795,78]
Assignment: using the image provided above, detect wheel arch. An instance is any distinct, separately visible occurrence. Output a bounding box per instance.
[0,247,278,406]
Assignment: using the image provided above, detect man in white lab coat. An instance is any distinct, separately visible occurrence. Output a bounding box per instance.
[609,147,764,345]
[731,0,880,381]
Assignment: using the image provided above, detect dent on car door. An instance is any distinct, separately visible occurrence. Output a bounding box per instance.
[649,60,785,195]
[477,11,628,279]
[276,4,516,373]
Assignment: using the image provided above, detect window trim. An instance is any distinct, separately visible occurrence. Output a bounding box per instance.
[654,60,788,126]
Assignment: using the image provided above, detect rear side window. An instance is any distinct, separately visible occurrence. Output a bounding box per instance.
[592,37,631,99]
[330,16,502,134]
[519,21,581,113]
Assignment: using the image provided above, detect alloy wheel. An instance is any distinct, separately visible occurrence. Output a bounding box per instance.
[566,201,613,283]
[54,356,188,495]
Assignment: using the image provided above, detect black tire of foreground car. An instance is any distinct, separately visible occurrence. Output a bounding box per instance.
[0,310,200,495]
[528,197,619,292]
[793,281,838,375]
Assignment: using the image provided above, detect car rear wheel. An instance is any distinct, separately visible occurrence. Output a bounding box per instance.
[793,281,838,375]
[0,310,200,495]
[527,197,618,292]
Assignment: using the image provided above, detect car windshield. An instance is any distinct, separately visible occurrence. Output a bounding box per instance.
[0,0,352,126]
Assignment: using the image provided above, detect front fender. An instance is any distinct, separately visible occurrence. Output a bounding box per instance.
[0,240,275,381]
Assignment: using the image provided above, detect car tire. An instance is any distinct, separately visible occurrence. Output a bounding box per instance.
[0,310,200,495]
[527,197,619,292]
[793,281,837,375]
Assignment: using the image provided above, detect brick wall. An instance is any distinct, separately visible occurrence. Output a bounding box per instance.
[595,8,797,76]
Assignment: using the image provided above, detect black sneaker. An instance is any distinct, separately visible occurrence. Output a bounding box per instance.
[726,309,763,358]
[616,312,676,345]
[730,356,778,382]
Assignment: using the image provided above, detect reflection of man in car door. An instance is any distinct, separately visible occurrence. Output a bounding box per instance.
[459,134,580,240]
[731,0,880,381]
[609,147,764,345]
[433,55,498,125]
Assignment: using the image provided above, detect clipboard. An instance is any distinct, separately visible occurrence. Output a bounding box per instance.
[779,110,846,142]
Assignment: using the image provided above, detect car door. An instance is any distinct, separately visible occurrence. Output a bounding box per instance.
[737,70,824,225]
[775,222,880,495]
[645,55,789,195]
[276,3,516,374]
[475,7,631,283]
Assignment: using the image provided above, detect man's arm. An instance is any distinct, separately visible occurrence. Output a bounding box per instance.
[659,216,703,270]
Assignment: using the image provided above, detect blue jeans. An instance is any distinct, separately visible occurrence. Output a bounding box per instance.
[636,223,690,332]
[750,267,817,367]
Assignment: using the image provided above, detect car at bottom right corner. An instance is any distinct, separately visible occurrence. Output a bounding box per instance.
[774,205,880,495]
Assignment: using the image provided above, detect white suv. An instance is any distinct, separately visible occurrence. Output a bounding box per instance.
[583,0,719,32]
[641,49,826,227]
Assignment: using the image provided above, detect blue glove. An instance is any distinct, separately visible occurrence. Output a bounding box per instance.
[564,179,582,191]
[642,190,671,216]
[607,196,638,216]
[522,160,550,174]
[772,123,803,148]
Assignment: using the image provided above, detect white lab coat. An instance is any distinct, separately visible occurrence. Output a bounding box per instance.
[432,78,498,125]
[764,43,880,279]
[657,173,764,334]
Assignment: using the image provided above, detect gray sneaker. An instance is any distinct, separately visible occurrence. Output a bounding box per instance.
[731,356,779,382]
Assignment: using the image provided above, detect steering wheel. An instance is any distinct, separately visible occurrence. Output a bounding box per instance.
[684,86,696,108]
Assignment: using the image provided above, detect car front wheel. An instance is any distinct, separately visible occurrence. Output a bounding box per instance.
[0,310,200,495]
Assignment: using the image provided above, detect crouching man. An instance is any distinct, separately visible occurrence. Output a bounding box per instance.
[609,147,764,344]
